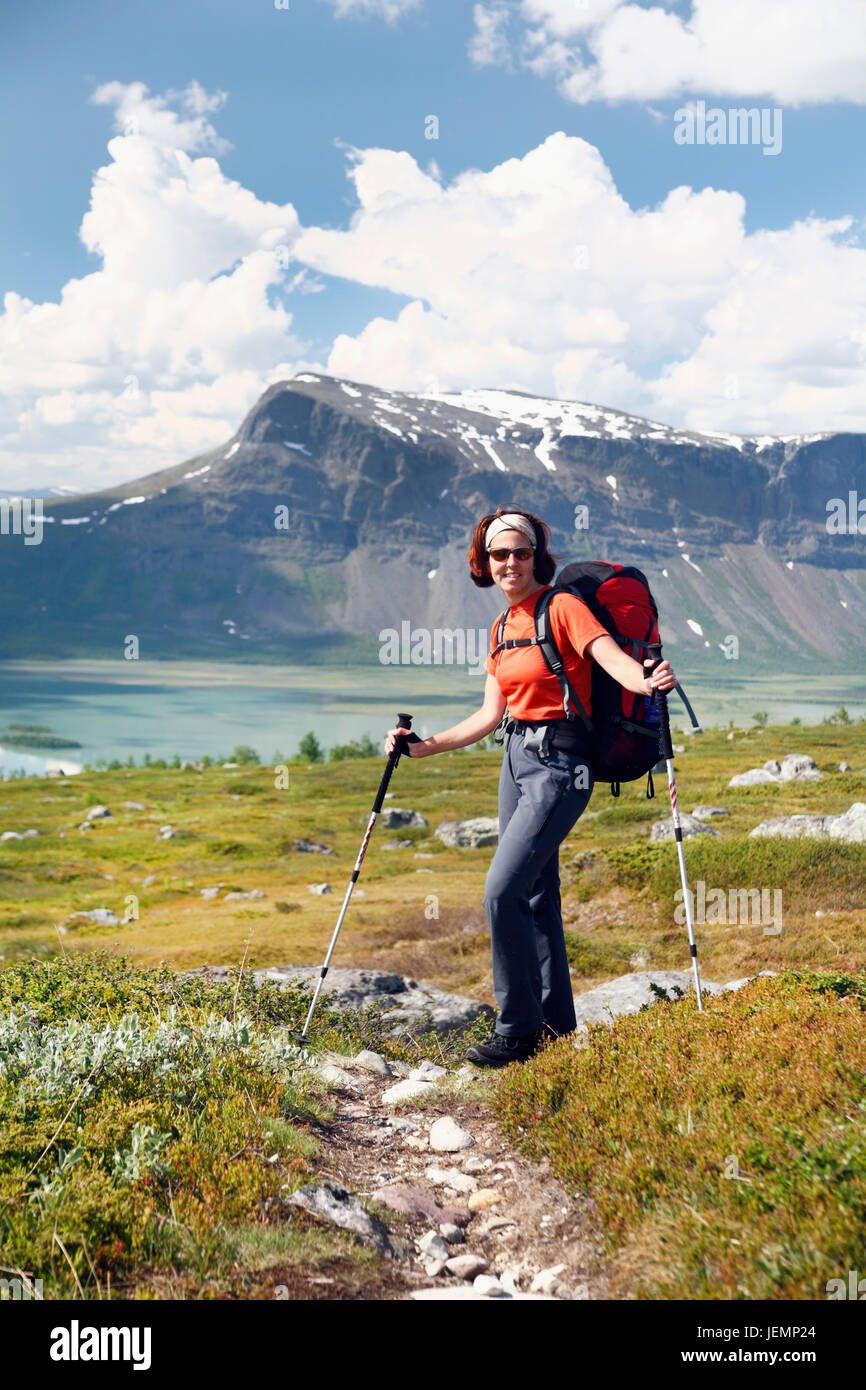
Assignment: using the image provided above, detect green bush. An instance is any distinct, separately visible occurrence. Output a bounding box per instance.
[230,745,262,765]
[606,843,663,890]
[495,971,866,1299]
[298,732,323,763]
[328,734,377,762]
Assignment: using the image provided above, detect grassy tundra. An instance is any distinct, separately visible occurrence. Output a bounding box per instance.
[0,719,864,1299]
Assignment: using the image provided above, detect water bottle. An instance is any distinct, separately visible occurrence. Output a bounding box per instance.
[642,693,660,726]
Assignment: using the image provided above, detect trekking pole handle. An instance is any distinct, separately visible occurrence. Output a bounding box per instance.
[371,712,414,815]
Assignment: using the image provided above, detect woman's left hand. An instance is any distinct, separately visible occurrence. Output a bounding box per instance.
[643,657,677,695]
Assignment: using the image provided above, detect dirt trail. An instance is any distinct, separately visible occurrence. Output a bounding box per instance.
[287,1062,615,1300]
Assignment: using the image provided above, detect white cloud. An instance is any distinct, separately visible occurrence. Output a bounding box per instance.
[476,0,866,105]
[90,79,231,152]
[4,81,866,494]
[468,3,514,68]
[0,81,320,493]
[319,0,421,20]
[292,131,866,434]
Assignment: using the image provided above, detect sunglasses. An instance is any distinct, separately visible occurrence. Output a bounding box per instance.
[488,547,534,562]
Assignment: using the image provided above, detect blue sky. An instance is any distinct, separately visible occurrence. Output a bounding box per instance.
[2,0,866,491]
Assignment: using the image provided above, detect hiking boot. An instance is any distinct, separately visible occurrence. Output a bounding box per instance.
[465,1030,542,1068]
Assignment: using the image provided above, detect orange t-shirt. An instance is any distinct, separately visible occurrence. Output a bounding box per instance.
[484,586,610,721]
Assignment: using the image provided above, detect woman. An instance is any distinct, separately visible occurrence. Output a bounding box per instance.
[384,506,677,1068]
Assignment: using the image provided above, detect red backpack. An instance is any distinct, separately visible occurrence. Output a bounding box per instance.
[491,561,699,796]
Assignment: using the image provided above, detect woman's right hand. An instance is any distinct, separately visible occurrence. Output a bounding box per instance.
[384,726,423,757]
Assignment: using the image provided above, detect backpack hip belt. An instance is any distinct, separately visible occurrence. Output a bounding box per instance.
[502,715,592,759]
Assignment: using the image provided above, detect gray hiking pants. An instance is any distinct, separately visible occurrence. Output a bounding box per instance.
[483,728,594,1037]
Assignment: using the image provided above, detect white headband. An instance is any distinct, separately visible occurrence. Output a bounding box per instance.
[484,514,536,550]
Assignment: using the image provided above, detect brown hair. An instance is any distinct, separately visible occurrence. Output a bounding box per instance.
[467,504,559,588]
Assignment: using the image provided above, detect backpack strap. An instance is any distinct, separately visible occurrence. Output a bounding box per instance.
[675,681,701,730]
[489,608,540,660]
[489,610,522,747]
[533,589,594,734]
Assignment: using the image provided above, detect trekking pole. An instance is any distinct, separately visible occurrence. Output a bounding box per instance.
[646,652,704,1012]
[295,712,416,1043]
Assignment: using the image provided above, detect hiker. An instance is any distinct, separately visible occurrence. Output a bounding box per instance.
[384,507,678,1067]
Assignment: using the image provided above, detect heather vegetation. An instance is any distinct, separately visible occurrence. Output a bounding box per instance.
[495,970,866,1300]
[1,718,864,1299]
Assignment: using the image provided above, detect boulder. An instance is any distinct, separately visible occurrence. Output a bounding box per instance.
[380,807,428,829]
[571,971,729,1034]
[729,767,780,787]
[691,805,730,819]
[353,1050,393,1077]
[729,754,821,787]
[827,803,866,842]
[445,1253,488,1280]
[467,1189,504,1211]
[409,1286,555,1301]
[778,754,822,782]
[418,1231,450,1260]
[474,1275,506,1298]
[382,1079,436,1105]
[370,1185,471,1227]
[425,1167,478,1194]
[286,1181,392,1254]
[749,802,866,844]
[429,1117,474,1152]
[249,965,493,1036]
[291,838,333,854]
[650,813,720,843]
[439,1223,465,1244]
[410,1060,447,1081]
[59,907,122,934]
[319,1064,362,1092]
[85,805,112,820]
[748,814,829,841]
[531,1265,567,1296]
[436,818,499,848]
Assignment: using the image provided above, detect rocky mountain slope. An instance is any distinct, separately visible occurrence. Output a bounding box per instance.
[1,373,863,672]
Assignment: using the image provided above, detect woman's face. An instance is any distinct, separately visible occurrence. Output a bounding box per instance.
[487,528,538,602]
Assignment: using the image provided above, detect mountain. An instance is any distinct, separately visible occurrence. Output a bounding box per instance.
[0,485,81,500]
[0,373,863,675]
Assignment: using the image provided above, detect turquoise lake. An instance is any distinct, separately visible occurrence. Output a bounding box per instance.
[0,659,863,778]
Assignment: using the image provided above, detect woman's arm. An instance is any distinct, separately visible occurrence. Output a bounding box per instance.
[585,634,677,696]
[384,674,507,758]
